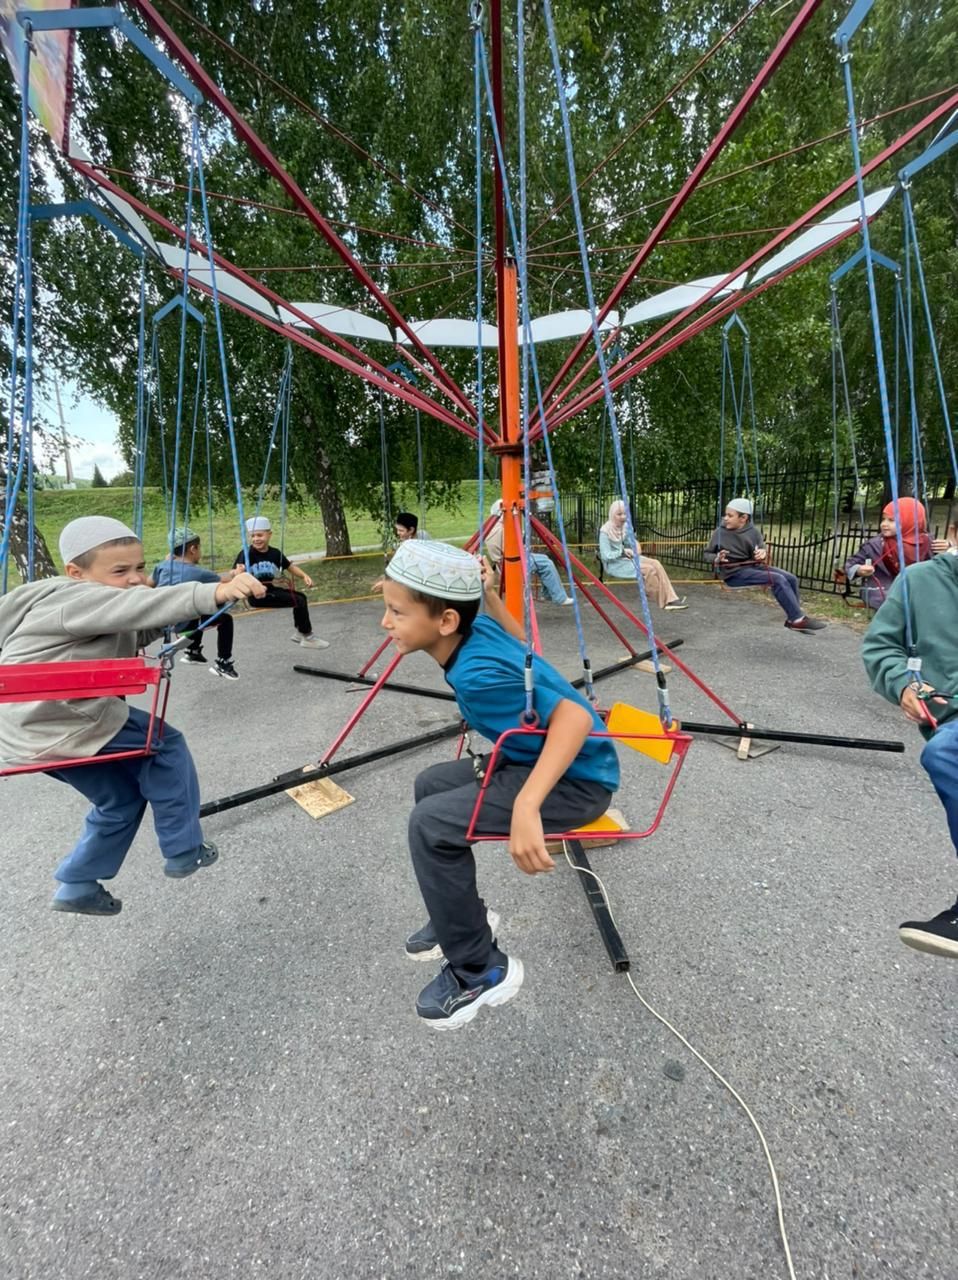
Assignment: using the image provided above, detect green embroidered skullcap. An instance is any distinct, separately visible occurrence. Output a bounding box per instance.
[385,539,483,601]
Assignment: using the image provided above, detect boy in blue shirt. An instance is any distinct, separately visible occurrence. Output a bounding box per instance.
[152,526,240,680]
[382,539,619,1029]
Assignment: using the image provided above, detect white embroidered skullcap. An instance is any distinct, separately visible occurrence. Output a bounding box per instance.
[386,539,483,601]
[246,515,272,533]
[59,516,139,564]
[727,497,753,516]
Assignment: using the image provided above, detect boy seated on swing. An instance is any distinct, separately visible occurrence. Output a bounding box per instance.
[152,525,241,680]
[0,516,265,915]
[371,511,429,592]
[704,498,827,633]
[381,539,619,1029]
[234,515,328,649]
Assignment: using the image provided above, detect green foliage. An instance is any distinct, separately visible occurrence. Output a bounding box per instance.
[91,464,109,488]
[2,0,956,544]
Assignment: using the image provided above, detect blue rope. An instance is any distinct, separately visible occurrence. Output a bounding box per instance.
[902,186,958,487]
[178,326,208,575]
[838,39,917,664]
[829,290,866,529]
[897,274,928,513]
[133,258,147,539]
[517,0,535,696]
[203,356,215,569]
[279,344,292,555]
[193,119,250,570]
[1,30,34,592]
[478,22,593,701]
[745,342,762,515]
[472,14,486,572]
[377,388,391,539]
[540,0,669,720]
[254,350,292,524]
[165,110,200,565]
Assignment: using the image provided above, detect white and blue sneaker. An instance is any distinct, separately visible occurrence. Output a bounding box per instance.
[415,954,524,1029]
[405,910,500,962]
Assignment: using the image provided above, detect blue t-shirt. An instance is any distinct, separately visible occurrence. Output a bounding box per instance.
[444,614,619,792]
[152,558,220,588]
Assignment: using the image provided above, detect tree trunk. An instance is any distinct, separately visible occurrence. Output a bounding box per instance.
[1,497,57,582]
[307,419,351,556]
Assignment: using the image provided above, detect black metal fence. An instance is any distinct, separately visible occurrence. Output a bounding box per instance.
[553,463,957,596]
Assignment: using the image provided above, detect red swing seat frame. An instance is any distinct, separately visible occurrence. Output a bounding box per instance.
[0,657,169,777]
[464,720,692,846]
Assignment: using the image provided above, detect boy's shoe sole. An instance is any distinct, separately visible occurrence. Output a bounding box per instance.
[405,910,501,962]
[899,926,958,959]
[164,842,219,879]
[297,636,330,650]
[210,663,240,680]
[419,955,524,1031]
[51,886,121,916]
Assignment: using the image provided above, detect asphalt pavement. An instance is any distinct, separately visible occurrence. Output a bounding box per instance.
[1,583,955,1279]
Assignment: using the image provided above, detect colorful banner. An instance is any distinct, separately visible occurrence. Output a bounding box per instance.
[0,0,75,152]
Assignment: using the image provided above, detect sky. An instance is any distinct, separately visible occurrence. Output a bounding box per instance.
[35,382,125,481]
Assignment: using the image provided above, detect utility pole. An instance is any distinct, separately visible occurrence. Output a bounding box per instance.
[53,378,75,489]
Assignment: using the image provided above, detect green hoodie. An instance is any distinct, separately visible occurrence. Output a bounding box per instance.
[0,576,219,764]
[861,552,958,737]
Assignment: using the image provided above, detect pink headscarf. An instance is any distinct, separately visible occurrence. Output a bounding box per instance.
[599,499,627,543]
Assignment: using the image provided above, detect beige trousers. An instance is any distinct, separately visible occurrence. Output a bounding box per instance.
[638,556,678,608]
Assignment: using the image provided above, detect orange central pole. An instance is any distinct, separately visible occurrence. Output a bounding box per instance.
[498,257,524,623]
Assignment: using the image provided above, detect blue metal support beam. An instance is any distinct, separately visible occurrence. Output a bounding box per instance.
[15,7,202,105]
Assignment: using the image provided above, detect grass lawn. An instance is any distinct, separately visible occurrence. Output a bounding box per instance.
[29,483,490,573]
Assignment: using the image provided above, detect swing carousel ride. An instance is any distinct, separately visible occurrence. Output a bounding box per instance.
[4,0,957,817]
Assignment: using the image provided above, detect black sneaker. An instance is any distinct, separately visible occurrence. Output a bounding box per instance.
[405,910,500,962]
[416,955,524,1029]
[51,884,122,916]
[899,898,958,959]
[211,658,239,681]
[180,649,207,665]
[163,841,219,879]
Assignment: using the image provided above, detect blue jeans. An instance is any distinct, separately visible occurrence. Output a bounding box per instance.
[47,706,203,884]
[724,565,803,622]
[531,553,568,603]
[920,717,958,855]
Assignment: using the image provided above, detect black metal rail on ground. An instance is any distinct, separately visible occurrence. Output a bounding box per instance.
[680,719,904,752]
[566,839,629,973]
[199,721,462,817]
[292,640,686,701]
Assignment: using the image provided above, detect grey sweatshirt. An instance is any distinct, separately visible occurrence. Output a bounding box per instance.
[0,577,219,764]
[703,522,765,576]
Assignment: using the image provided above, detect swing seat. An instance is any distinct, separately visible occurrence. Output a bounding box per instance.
[833,568,866,608]
[465,702,691,845]
[0,658,168,777]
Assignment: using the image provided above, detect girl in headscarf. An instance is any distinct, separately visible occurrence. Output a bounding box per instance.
[598,500,687,610]
[845,497,949,610]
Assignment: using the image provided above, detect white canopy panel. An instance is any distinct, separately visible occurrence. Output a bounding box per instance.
[157,243,278,320]
[518,308,620,345]
[396,318,499,348]
[278,302,393,344]
[621,274,746,327]
[750,186,897,284]
[80,161,160,259]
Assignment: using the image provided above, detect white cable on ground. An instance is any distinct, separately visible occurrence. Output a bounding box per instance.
[563,846,797,1280]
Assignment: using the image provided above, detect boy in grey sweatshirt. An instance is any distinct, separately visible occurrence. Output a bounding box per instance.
[703,498,826,633]
[0,517,265,915]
